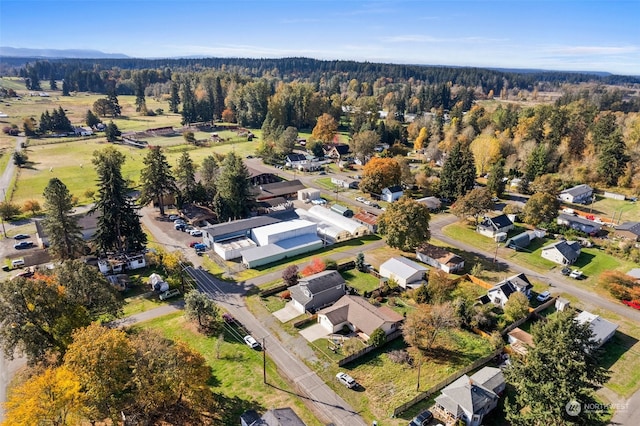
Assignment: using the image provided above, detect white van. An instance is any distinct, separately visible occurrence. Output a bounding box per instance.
[11,259,25,268]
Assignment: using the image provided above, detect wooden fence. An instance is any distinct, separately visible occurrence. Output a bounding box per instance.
[391,348,502,417]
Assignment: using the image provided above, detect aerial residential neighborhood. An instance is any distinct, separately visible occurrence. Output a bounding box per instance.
[1,2,640,426]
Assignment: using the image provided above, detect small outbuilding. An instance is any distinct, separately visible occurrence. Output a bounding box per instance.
[379,256,427,288]
[381,185,403,202]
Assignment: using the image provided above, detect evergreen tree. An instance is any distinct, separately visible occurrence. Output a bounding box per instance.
[85,110,101,128]
[105,121,120,142]
[91,147,146,254]
[505,309,608,425]
[215,152,253,221]
[174,151,197,204]
[62,79,70,96]
[486,159,506,197]
[138,146,177,216]
[525,144,550,182]
[180,80,197,125]
[39,110,52,133]
[49,76,57,91]
[597,132,629,186]
[42,178,85,260]
[213,76,224,119]
[200,155,219,201]
[133,72,147,114]
[106,89,121,117]
[169,81,180,113]
[438,140,476,200]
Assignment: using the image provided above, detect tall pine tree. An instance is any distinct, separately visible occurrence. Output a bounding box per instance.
[91,147,146,254]
[138,147,177,216]
[438,140,476,200]
[42,178,84,260]
[174,151,197,204]
[214,152,253,221]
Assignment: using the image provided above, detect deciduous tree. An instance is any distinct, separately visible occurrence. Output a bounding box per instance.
[378,197,431,251]
[503,291,530,323]
[522,192,559,226]
[301,257,326,277]
[22,199,41,216]
[312,113,338,143]
[282,264,299,287]
[349,129,379,164]
[426,269,456,303]
[403,302,459,353]
[359,157,401,196]
[184,290,222,335]
[0,201,21,221]
[450,187,493,224]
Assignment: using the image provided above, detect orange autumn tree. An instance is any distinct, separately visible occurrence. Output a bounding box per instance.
[301,257,326,277]
[359,157,401,196]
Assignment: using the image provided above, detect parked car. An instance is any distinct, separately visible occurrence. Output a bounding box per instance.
[159,288,180,301]
[371,203,380,209]
[243,335,261,350]
[536,291,551,302]
[189,229,203,237]
[408,410,433,426]
[188,241,200,248]
[168,214,181,221]
[193,243,206,252]
[14,241,34,249]
[174,223,186,231]
[173,218,185,224]
[569,270,584,279]
[561,267,571,276]
[11,259,25,269]
[336,372,357,389]
[356,196,365,203]
[13,234,29,240]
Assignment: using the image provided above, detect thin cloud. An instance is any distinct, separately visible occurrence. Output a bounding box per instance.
[381,35,507,43]
[549,45,638,56]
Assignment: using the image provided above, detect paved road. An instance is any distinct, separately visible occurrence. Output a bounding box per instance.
[186,267,368,426]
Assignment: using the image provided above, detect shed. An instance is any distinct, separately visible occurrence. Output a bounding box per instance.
[330,204,354,218]
[297,188,320,202]
[379,256,428,288]
[305,206,369,238]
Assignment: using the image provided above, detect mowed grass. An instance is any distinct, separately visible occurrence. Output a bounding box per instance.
[133,311,323,426]
[313,329,494,422]
[12,138,260,205]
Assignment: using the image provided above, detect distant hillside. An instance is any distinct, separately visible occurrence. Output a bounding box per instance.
[0,46,128,59]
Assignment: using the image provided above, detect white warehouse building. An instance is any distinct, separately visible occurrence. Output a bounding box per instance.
[301,206,369,241]
[241,219,323,268]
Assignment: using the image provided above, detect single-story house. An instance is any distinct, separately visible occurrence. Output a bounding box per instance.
[381,185,403,202]
[240,407,306,426]
[289,270,346,314]
[540,240,581,265]
[505,229,546,250]
[331,177,359,189]
[352,210,378,233]
[557,213,601,235]
[476,214,514,238]
[317,294,404,339]
[614,222,640,241]
[256,180,307,201]
[416,196,442,211]
[575,310,618,348]
[379,256,428,288]
[486,273,533,308]
[433,367,505,426]
[416,243,465,273]
[559,184,593,204]
[627,268,640,282]
[507,327,535,356]
[35,210,100,248]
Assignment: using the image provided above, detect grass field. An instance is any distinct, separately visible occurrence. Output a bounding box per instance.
[133,311,323,426]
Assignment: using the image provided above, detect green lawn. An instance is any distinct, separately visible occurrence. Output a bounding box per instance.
[132,311,323,426]
[341,269,381,293]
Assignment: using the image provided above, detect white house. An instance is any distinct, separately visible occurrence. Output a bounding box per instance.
[379,256,427,288]
[284,153,308,168]
[486,273,533,308]
[317,295,404,339]
[559,184,593,204]
[416,243,465,273]
[540,240,581,265]
[381,185,403,202]
[476,214,514,238]
[575,311,618,348]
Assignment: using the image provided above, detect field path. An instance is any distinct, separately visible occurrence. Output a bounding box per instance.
[0,136,23,201]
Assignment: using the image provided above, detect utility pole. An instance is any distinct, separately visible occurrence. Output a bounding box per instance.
[262,338,267,384]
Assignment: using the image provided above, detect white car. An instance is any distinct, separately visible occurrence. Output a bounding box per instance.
[159,288,180,300]
[244,335,261,350]
[569,270,583,279]
[536,291,551,302]
[189,229,202,237]
[356,196,365,202]
[336,372,357,389]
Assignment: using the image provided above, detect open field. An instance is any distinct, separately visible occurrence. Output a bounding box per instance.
[133,311,323,426]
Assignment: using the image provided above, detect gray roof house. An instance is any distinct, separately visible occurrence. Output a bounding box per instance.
[559,184,593,204]
[557,213,601,235]
[476,214,514,238]
[575,311,618,348]
[379,256,428,288]
[241,408,306,426]
[433,367,505,426]
[486,273,533,308]
[289,270,346,314]
[614,222,640,241]
[416,196,442,211]
[541,240,581,265]
[505,230,542,251]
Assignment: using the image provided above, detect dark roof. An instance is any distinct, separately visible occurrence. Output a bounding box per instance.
[489,273,532,299]
[417,243,464,266]
[245,165,275,179]
[285,153,307,162]
[616,222,640,235]
[558,213,601,229]
[257,179,306,200]
[542,240,580,263]
[240,410,263,426]
[561,184,592,197]
[289,270,346,310]
[324,143,350,155]
[261,408,306,426]
[488,214,513,229]
[505,232,532,249]
[203,216,281,238]
[384,185,403,193]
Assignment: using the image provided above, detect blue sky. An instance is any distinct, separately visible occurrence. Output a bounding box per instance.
[1,0,639,75]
